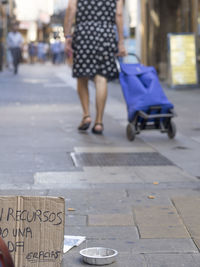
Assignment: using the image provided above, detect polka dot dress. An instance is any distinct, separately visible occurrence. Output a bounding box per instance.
[72,0,119,80]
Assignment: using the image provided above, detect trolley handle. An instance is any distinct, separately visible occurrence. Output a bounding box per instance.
[127,53,141,63]
[116,53,141,72]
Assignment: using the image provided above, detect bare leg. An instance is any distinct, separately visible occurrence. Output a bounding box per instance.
[77,77,91,128]
[93,75,108,131]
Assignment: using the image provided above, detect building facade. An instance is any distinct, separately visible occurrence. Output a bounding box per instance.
[14,0,54,42]
[0,0,16,70]
[136,0,199,80]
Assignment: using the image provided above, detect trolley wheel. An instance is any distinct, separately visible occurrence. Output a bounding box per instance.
[167,120,176,139]
[126,123,136,141]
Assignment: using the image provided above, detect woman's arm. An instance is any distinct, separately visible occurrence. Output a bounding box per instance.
[115,0,126,57]
[64,0,77,36]
[64,0,77,53]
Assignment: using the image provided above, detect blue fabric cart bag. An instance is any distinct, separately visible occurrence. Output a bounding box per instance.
[119,63,174,122]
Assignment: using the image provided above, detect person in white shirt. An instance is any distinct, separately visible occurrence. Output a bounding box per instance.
[7,23,24,74]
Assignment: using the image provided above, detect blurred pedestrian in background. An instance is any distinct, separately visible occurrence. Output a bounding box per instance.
[51,37,62,65]
[44,42,50,62]
[64,0,126,134]
[28,41,37,64]
[0,42,3,72]
[6,49,13,70]
[37,40,46,63]
[7,22,24,74]
[22,42,29,63]
[60,41,66,64]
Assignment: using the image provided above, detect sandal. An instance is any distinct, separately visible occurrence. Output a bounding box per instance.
[92,123,104,135]
[78,116,91,131]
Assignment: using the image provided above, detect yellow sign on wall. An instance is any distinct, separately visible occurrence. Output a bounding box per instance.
[169,34,198,87]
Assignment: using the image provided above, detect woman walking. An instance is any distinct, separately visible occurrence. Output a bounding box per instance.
[64,0,126,134]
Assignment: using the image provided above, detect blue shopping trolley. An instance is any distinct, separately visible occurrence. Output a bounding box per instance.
[119,53,176,141]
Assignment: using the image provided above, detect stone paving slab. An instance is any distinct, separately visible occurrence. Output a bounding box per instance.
[81,239,137,253]
[0,182,92,191]
[83,165,196,183]
[127,189,173,206]
[75,238,199,255]
[35,165,196,186]
[74,146,155,153]
[53,189,132,215]
[91,181,200,192]
[0,189,49,196]
[141,131,200,178]
[88,214,134,226]
[62,251,146,267]
[34,170,141,184]
[172,197,200,248]
[0,172,34,185]
[83,166,142,182]
[127,188,200,206]
[133,165,197,183]
[131,239,198,254]
[192,136,200,144]
[34,165,197,188]
[65,226,139,240]
[145,253,200,267]
[133,205,190,238]
[8,179,199,192]
[194,238,200,251]
[66,215,87,226]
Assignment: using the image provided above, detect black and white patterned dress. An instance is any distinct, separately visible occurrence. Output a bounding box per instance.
[72,0,119,80]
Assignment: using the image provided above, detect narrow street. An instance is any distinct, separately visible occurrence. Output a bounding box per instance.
[0,63,200,266]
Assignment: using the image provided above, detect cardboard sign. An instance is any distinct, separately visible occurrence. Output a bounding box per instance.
[0,196,65,267]
[168,33,198,87]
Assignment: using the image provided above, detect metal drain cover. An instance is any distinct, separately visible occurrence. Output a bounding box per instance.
[71,152,173,167]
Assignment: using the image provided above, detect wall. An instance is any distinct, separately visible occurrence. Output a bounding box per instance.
[137,0,199,79]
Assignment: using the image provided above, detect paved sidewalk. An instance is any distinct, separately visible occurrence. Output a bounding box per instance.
[0,64,200,267]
